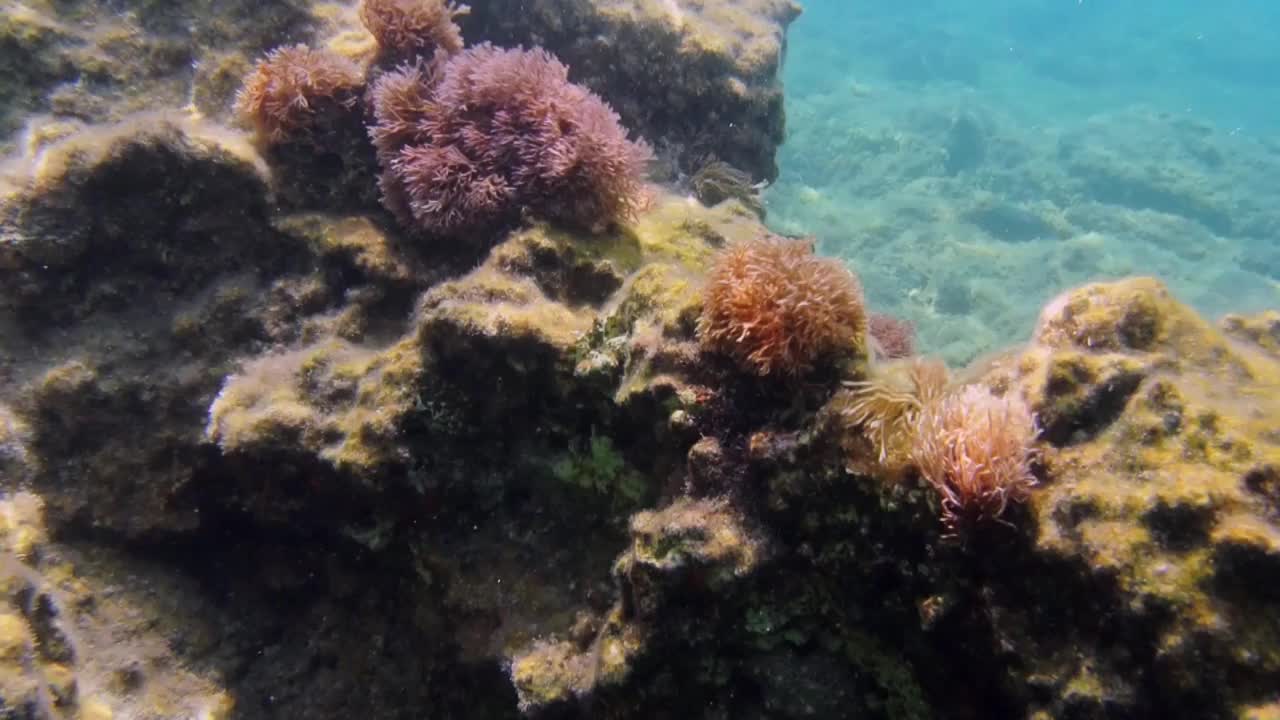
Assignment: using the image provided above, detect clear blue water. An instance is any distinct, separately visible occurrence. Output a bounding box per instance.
[769,0,1280,364]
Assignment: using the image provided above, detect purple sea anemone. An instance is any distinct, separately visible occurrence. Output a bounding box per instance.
[359,0,469,59]
[368,44,653,237]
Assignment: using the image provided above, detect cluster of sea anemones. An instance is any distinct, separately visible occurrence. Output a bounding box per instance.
[234,0,650,237]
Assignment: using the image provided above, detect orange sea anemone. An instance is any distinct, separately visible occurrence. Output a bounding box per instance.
[911,384,1038,534]
[359,0,469,58]
[698,235,867,377]
[235,44,364,145]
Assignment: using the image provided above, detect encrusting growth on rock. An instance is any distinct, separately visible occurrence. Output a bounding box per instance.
[868,311,917,360]
[698,233,867,377]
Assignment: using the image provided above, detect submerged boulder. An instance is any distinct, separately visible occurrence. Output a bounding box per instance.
[971,278,1280,717]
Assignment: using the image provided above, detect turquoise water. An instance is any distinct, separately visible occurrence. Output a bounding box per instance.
[768,1,1280,364]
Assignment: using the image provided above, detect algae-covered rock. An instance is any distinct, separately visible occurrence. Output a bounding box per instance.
[0,404,34,484]
[971,277,1280,718]
[621,498,766,615]
[2,80,1277,720]
[0,0,332,152]
[522,276,1278,720]
[461,0,801,182]
[0,115,426,535]
[509,497,766,715]
[208,336,424,479]
[0,115,284,534]
[0,491,237,720]
[0,111,786,718]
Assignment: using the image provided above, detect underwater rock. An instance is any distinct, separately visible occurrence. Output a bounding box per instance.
[509,497,766,715]
[1058,112,1236,236]
[621,497,766,618]
[459,0,802,182]
[0,405,34,485]
[972,277,1280,718]
[0,115,434,536]
[964,196,1061,243]
[0,0,330,151]
[530,275,1278,720]
[1,115,287,535]
[942,111,987,175]
[207,336,426,483]
[2,107,791,714]
[0,492,236,720]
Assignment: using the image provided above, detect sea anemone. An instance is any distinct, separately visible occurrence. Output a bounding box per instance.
[359,0,469,59]
[367,61,435,158]
[698,234,867,377]
[869,312,916,360]
[911,384,1038,534]
[368,44,653,236]
[840,358,948,463]
[234,44,365,145]
[368,61,438,225]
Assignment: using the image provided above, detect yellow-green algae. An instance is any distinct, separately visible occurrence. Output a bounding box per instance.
[626,497,765,584]
[207,334,425,479]
[276,213,415,285]
[1243,701,1280,720]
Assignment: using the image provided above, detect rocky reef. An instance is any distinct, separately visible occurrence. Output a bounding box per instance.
[0,2,1277,720]
[0,99,1277,718]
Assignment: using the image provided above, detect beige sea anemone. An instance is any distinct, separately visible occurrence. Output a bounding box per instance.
[911,384,1039,534]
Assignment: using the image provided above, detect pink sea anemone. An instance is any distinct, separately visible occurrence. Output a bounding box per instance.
[359,0,469,58]
[911,384,1039,534]
[869,312,916,360]
[367,44,653,237]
